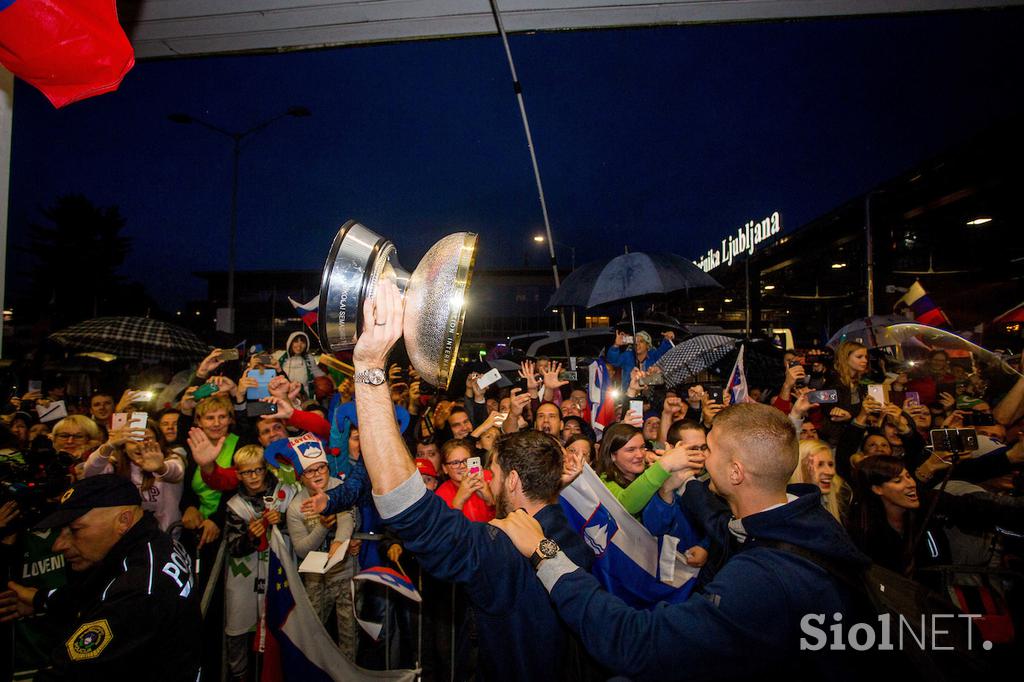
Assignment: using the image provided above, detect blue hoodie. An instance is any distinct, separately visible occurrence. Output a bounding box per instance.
[536,482,874,681]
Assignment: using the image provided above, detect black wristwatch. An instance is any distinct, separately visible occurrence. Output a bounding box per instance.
[530,538,560,570]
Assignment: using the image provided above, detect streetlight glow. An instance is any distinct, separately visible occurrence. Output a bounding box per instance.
[533,234,545,243]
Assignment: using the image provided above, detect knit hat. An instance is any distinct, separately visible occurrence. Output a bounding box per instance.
[265,432,328,475]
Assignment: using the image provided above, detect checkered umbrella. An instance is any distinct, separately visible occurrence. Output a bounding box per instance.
[50,316,211,362]
[653,335,738,387]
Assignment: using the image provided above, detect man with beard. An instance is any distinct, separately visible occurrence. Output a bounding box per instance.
[304,281,596,681]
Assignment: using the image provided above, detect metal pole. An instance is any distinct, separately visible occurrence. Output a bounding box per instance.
[744,257,751,340]
[227,137,241,334]
[866,192,875,317]
[487,0,571,360]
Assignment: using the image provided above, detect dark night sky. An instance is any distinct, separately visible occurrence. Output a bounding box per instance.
[7,8,1024,311]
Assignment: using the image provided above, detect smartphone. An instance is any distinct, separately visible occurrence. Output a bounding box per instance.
[28,379,42,393]
[134,390,155,402]
[111,412,129,430]
[255,352,273,366]
[936,382,956,399]
[930,428,979,454]
[220,348,240,361]
[705,386,724,403]
[247,368,275,401]
[806,390,838,404]
[638,373,665,387]
[492,411,509,426]
[246,401,279,418]
[904,391,920,407]
[129,412,148,440]
[622,335,634,345]
[476,368,502,391]
[193,383,219,400]
[466,456,482,475]
[629,400,644,417]
[867,384,886,406]
[968,411,996,427]
[558,370,579,382]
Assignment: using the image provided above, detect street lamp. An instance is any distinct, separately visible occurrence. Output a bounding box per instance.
[532,233,575,271]
[169,106,311,333]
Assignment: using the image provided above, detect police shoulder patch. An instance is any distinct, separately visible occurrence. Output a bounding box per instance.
[66,619,113,661]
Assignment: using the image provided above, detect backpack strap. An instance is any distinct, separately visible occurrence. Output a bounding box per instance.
[745,538,865,593]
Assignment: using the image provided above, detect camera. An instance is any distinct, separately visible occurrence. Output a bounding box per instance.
[0,436,74,533]
[930,428,979,455]
[961,411,995,427]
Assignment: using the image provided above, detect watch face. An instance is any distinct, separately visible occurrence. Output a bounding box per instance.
[538,538,559,559]
[369,368,386,385]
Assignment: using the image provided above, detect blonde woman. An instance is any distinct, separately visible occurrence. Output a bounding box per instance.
[51,415,104,479]
[792,439,850,523]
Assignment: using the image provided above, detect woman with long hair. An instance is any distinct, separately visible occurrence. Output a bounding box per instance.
[84,420,185,531]
[594,422,694,516]
[847,455,1024,580]
[792,440,849,523]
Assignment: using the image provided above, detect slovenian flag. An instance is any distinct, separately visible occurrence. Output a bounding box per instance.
[725,344,749,405]
[896,281,950,328]
[289,295,319,329]
[589,357,618,432]
[263,528,415,681]
[0,0,135,108]
[559,464,696,609]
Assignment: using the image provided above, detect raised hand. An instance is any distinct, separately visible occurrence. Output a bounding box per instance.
[186,427,225,468]
[518,360,540,396]
[543,363,569,392]
[353,280,405,368]
[197,349,226,379]
[260,396,294,421]
[829,407,852,423]
[138,441,168,475]
[662,396,686,421]
[268,375,291,400]
[301,480,329,515]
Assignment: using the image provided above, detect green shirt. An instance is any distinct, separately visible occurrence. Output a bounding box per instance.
[191,432,240,518]
[600,461,671,516]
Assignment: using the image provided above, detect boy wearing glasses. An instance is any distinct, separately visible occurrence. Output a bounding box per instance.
[223,445,297,681]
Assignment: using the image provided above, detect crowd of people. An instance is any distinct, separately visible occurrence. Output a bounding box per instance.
[0,305,1023,680]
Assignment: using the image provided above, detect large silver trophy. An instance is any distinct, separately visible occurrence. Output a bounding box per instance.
[318,221,478,389]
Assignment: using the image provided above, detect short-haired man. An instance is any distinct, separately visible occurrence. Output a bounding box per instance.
[534,401,562,437]
[89,392,114,428]
[493,403,877,680]
[305,282,596,681]
[446,406,474,440]
[0,474,200,680]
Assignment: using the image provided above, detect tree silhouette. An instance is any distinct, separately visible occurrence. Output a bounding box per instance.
[28,194,132,323]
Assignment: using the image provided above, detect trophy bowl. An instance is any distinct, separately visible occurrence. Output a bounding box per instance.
[318,221,477,388]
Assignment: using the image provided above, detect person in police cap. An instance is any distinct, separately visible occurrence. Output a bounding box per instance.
[0,473,201,681]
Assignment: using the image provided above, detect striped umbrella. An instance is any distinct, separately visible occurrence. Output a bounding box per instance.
[653,335,738,387]
[50,316,211,362]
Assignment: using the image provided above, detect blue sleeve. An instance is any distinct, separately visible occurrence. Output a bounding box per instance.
[382,487,512,607]
[642,494,676,536]
[324,460,369,513]
[680,480,731,541]
[647,339,673,364]
[545,555,794,680]
[606,345,634,370]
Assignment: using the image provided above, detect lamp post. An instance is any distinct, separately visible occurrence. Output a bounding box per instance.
[533,234,576,329]
[168,106,311,333]
[533,233,575,271]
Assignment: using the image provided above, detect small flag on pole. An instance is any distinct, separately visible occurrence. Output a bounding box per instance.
[895,281,950,328]
[725,345,749,405]
[289,295,320,329]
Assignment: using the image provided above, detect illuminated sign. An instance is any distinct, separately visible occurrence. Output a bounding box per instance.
[695,211,782,272]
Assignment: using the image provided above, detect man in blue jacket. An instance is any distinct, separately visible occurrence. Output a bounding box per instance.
[305,281,597,681]
[493,403,882,681]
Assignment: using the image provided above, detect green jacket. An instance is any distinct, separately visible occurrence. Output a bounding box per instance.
[600,461,671,516]
[191,433,239,519]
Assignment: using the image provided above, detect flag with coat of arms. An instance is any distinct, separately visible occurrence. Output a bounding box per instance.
[559,464,696,608]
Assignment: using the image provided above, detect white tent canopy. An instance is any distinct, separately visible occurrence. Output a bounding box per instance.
[120,0,1020,58]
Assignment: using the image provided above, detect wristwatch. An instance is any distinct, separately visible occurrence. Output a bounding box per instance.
[530,538,560,570]
[353,368,387,386]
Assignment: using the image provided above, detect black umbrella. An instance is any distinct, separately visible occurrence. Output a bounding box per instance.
[548,251,721,341]
[50,316,211,362]
[654,335,738,386]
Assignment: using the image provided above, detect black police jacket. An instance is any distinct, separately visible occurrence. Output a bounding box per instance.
[34,513,201,681]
